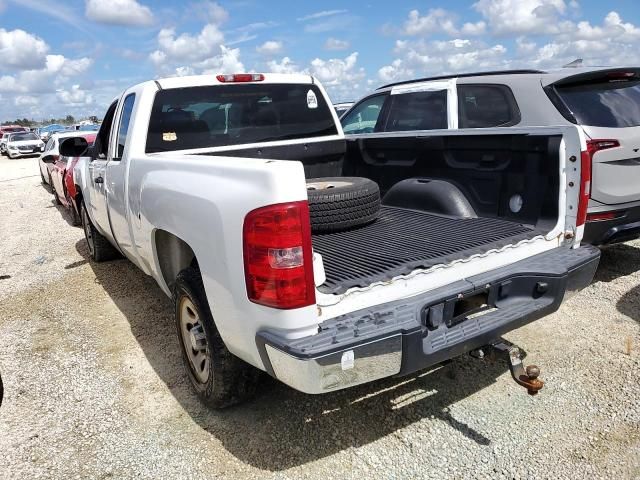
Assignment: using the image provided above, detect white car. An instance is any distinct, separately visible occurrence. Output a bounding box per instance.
[5,132,45,159]
[38,131,91,185]
[0,134,9,155]
[67,72,598,408]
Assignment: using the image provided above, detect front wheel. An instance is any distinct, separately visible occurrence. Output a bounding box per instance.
[80,201,121,262]
[174,267,260,409]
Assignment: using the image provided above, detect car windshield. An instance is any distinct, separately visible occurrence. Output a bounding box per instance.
[10,132,39,141]
[78,124,99,131]
[555,75,640,127]
[146,83,338,153]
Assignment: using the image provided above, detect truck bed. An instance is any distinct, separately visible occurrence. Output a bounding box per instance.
[312,206,543,294]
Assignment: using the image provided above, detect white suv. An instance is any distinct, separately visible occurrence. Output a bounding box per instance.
[342,67,640,245]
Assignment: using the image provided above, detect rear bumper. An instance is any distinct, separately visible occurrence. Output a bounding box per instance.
[584,204,640,245]
[257,245,600,394]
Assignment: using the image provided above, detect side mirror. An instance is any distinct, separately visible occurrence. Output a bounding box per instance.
[59,137,89,158]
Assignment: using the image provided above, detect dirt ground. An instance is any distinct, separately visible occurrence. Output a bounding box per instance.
[0,156,638,479]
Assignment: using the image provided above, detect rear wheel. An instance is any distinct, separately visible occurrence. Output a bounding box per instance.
[174,267,260,409]
[80,201,121,262]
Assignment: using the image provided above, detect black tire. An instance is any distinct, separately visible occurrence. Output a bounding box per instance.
[80,201,121,262]
[306,177,380,233]
[174,267,260,409]
[53,185,62,205]
[68,197,81,226]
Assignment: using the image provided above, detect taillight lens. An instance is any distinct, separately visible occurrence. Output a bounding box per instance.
[243,201,315,309]
[216,73,265,83]
[577,139,620,227]
[587,211,625,222]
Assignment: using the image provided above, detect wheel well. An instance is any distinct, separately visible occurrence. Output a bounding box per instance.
[155,230,196,292]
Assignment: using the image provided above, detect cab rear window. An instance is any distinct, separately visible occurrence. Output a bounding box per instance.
[555,76,640,128]
[146,84,337,153]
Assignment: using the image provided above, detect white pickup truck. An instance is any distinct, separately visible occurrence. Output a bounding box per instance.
[65,73,600,408]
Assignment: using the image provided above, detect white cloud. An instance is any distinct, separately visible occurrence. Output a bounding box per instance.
[297,9,347,22]
[378,38,508,83]
[461,21,486,36]
[266,56,301,74]
[151,24,224,66]
[403,9,458,36]
[309,52,364,86]
[197,46,244,74]
[256,40,283,56]
[398,9,486,38]
[85,0,154,26]
[0,28,49,70]
[473,0,570,35]
[264,52,366,101]
[0,54,93,94]
[14,95,38,106]
[324,37,350,51]
[56,84,94,105]
[201,1,228,24]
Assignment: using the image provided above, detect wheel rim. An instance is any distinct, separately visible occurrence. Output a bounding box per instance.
[81,206,95,256]
[306,180,352,190]
[179,297,209,384]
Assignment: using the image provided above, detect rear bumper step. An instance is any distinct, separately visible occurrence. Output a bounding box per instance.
[257,245,600,394]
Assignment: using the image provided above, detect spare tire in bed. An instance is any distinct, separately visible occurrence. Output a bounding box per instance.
[306,177,380,233]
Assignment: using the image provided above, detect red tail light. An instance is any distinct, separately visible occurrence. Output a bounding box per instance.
[243,201,315,309]
[587,211,625,222]
[216,73,265,83]
[577,139,620,226]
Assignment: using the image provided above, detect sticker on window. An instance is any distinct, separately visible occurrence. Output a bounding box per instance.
[163,132,177,142]
[307,90,318,109]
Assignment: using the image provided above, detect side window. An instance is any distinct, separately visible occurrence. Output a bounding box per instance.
[93,101,118,160]
[383,90,448,132]
[116,94,135,158]
[457,84,520,128]
[341,95,387,134]
[45,138,54,151]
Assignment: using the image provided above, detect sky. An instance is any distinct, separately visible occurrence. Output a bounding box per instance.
[1,0,640,122]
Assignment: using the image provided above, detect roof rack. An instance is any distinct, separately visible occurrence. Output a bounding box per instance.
[377,69,546,90]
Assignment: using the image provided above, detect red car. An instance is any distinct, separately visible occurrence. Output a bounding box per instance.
[50,133,96,226]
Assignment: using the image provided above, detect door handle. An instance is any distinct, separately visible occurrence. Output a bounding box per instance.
[94,176,104,184]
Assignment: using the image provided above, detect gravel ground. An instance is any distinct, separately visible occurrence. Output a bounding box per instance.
[0,156,638,479]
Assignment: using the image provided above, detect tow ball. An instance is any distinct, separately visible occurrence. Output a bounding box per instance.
[471,340,544,395]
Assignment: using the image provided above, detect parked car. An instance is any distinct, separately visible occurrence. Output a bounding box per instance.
[77,124,100,132]
[0,125,28,136]
[37,124,67,143]
[66,72,598,409]
[343,67,640,246]
[5,131,45,159]
[50,133,97,225]
[39,131,93,185]
[0,133,9,155]
[333,102,354,118]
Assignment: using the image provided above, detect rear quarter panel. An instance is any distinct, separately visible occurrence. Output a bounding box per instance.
[131,154,320,369]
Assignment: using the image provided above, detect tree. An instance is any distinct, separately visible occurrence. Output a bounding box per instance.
[64,115,75,125]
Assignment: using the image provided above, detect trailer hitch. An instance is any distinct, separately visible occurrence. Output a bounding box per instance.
[471,340,544,395]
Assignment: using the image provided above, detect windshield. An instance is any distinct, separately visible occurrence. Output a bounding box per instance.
[146,83,337,153]
[555,76,640,127]
[79,124,99,131]
[10,132,39,141]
